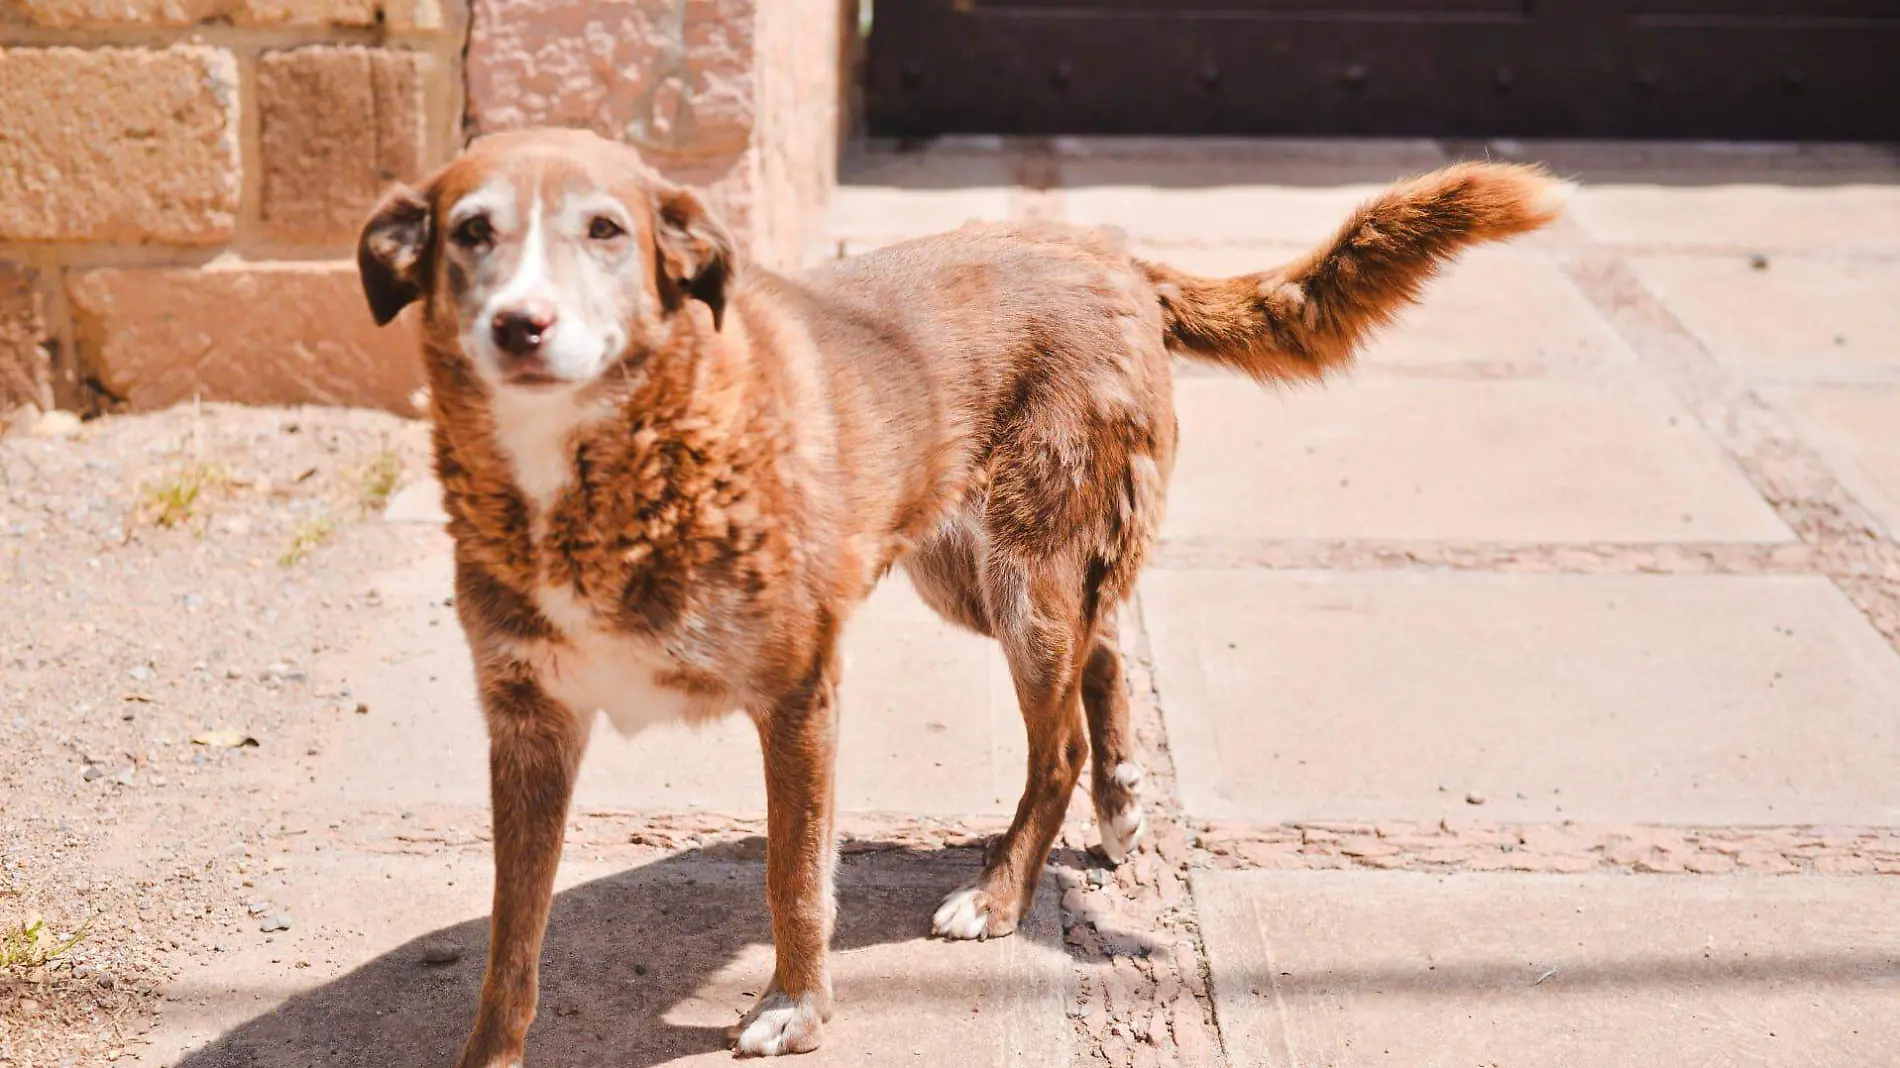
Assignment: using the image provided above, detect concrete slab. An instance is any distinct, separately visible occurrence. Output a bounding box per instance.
[1141,570,1900,825]
[1143,245,1630,374]
[1058,141,1448,246]
[1628,254,1900,383]
[1570,184,1900,253]
[1063,169,1397,246]
[1195,869,1900,1068]
[156,848,1067,1068]
[824,150,1014,242]
[1163,377,1791,544]
[1768,385,1900,537]
[316,543,1024,816]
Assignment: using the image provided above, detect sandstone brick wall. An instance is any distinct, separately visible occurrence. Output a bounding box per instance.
[0,4,467,416]
[2,0,853,417]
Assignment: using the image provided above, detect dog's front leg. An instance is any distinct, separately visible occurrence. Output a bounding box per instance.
[458,669,590,1068]
[733,658,841,1056]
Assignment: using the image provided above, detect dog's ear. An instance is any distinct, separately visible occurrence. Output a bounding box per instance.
[654,186,737,331]
[358,183,432,327]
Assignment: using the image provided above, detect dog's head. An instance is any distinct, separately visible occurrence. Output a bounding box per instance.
[357,127,735,392]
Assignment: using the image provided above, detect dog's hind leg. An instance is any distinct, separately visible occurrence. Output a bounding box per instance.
[933,557,1092,940]
[1083,610,1146,864]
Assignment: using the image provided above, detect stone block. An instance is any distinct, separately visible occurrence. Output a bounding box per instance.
[11,0,446,29]
[1164,376,1791,544]
[1196,870,1900,1068]
[0,46,240,245]
[1629,254,1900,383]
[1143,570,1900,825]
[67,261,423,412]
[1769,385,1900,537]
[148,849,1067,1067]
[258,47,433,244]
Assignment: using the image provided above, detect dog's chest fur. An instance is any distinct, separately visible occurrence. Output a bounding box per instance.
[436,366,795,732]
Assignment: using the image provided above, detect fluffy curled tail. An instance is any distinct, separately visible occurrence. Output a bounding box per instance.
[1139,161,1566,382]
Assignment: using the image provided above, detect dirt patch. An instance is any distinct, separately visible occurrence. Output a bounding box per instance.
[0,404,432,1066]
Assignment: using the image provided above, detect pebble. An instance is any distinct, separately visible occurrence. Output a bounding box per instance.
[1748,252,1770,270]
[17,997,39,1014]
[258,915,290,933]
[1087,867,1108,888]
[224,666,244,680]
[419,940,463,965]
[1465,792,1487,806]
[248,901,271,915]
[128,665,152,682]
[96,973,115,990]
[82,766,104,782]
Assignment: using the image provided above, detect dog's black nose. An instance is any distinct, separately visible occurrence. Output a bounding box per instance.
[491,306,556,358]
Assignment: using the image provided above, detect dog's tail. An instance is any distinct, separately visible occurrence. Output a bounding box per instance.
[1138,162,1566,383]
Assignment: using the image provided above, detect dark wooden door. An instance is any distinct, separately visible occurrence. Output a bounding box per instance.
[866,1,1900,140]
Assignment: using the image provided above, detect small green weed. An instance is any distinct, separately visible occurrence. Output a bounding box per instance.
[358,449,403,510]
[138,462,225,529]
[279,514,337,567]
[0,914,89,972]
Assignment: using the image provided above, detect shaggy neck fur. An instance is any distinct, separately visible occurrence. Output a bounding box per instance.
[423,302,807,649]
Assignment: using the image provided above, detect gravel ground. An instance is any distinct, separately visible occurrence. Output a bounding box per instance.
[0,405,432,1067]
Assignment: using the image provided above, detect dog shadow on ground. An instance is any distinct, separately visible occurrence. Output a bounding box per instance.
[175,838,1071,1067]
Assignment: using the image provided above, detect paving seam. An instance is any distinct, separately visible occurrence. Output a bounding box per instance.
[1550,221,1900,655]
[1035,591,1233,1068]
[1196,820,1900,876]
[1151,538,1819,574]
[319,809,1900,879]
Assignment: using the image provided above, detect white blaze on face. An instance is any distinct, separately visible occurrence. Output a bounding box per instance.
[452,177,619,390]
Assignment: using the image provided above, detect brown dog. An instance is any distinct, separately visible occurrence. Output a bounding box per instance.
[356,127,1562,1062]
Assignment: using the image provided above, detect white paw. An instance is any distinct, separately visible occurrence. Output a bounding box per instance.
[1095,762,1148,863]
[932,885,994,941]
[1110,761,1144,790]
[733,990,826,1057]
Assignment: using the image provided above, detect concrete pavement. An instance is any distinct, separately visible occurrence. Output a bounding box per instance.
[134,138,1900,1067]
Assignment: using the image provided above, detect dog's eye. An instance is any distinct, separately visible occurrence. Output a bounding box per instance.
[588,216,625,241]
[452,216,493,247]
